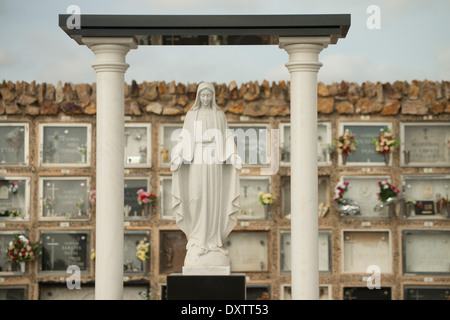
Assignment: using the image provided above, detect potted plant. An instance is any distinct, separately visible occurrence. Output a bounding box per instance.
[334,129,357,165]
[372,128,399,165]
[6,234,41,273]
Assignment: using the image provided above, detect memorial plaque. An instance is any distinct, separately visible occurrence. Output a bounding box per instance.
[404,286,450,300]
[282,176,330,219]
[0,177,30,220]
[39,284,149,300]
[279,122,332,166]
[40,124,91,166]
[401,123,450,167]
[403,230,450,274]
[39,178,90,220]
[0,232,28,273]
[280,230,331,273]
[0,123,28,166]
[224,231,268,272]
[402,175,450,219]
[343,287,391,300]
[0,286,26,300]
[124,123,151,167]
[246,284,270,300]
[159,176,174,220]
[124,231,150,274]
[41,231,89,272]
[239,176,270,220]
[229,124,270,166]
[124,178,151,219]
[159,231,187,274]
[342,176,391,218]
[341,123,390,165]
[159,124,182,167]
[343,231,391,273]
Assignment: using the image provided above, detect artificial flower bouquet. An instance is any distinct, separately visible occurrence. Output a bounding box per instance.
[137,189,157,205]
[377,181,400,203]
[334,129,357,156]
[258,192,275,205]
[136,238,150,261]
[372,128,399,154]
[6,234,41,263]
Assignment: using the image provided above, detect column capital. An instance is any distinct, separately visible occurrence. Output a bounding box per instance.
[82,37,138,73]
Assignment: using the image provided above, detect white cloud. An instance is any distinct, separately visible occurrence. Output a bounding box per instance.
[0,47,18,66]
[40,51,95,85]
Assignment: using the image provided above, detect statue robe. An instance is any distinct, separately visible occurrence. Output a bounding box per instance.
[171,95,240,266]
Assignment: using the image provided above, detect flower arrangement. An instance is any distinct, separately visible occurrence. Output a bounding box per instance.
[334,181,349,204]
[90,249,95,261]
[258,192,275,205]
[334,129,357,156]
[372,128,399,154]
[0,210,20,217]
[8,181,20,194]
[76,198,84,212]
[89,190,96,206]
[43,196,56,210]
[136,238,150,261]
[6,234,41,263]
[377,181,400,203]
[77,144,87,156]
[137,189,157,205]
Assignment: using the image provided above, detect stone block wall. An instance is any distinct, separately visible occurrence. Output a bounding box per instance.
[1,79,450,300]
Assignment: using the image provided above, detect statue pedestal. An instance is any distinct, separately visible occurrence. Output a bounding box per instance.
[167,273,246,300]
[183,266,230,275]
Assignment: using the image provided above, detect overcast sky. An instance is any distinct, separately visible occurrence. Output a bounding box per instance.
[0,0,449,86]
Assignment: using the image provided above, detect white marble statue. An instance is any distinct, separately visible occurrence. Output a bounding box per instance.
[171,82,241,274]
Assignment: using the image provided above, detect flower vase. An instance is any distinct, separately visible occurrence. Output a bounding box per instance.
[384,153,390,165]
[144,204,151,217]
[342,154,347,165]
[264,204,270,219]
[81,154,86,163]
[19,261,26,273]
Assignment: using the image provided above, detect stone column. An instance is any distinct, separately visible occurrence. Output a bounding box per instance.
[279,37,330,300]
[82,37,137,300]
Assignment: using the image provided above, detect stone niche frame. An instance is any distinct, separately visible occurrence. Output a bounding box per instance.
[0,231,29,275]
[400,122,450,167]
[39,230,91,274]
[228,122,272,168]
[124,176,152,220]
[402,230,450,275]
[158,123,183,168]
[401,175,450,220]
[280,284,331,300]
[38,122,92,168]
[0,285,27,300]
[342,229,392,274]
[340,175,393,218]
[124,122,152,168]
[38,176,91,221]
[280,229,331,274]
[279,122,332,167]
[0,176,31,221]
[224,231,269,273]
[238,175,271,220]
[0,122,29,167]
[338,122,392,166]
[123,230,151,275]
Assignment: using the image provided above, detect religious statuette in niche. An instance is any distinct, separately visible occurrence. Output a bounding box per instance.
[170,82,241,275]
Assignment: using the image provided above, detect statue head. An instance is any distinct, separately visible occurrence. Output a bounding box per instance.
[190,82,221,111]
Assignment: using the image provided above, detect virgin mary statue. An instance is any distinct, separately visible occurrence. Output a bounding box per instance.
[171,82,241,273]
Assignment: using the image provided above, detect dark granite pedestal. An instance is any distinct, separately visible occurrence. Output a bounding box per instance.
[167,273,246,300]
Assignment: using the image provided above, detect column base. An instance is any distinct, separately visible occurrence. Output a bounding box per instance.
[167,273,246,300]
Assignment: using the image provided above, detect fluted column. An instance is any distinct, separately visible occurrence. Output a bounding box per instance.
[83,37,137,300]
[279,36,330,300]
